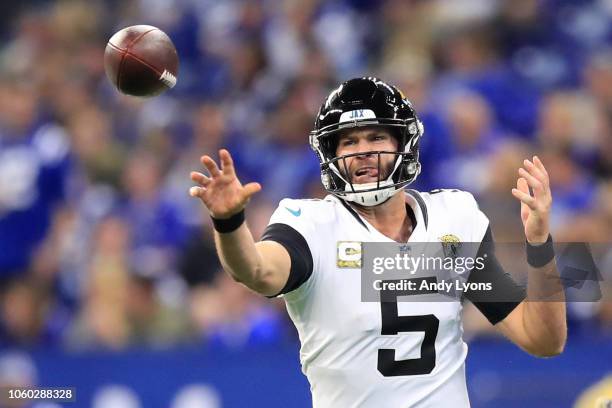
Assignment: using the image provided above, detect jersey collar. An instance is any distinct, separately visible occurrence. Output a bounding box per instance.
[329,190,428,242]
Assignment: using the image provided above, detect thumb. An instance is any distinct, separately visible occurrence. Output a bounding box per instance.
[243,182,262,199]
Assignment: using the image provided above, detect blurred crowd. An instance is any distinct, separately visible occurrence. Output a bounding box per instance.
[0,0,610,351]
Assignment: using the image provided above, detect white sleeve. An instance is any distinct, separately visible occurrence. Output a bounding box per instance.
[452,190,490,242]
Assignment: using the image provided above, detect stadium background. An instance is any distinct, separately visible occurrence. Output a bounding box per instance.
[0,0,610,406]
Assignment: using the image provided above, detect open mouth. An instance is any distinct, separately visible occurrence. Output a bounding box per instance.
[353,167,379,181]
[355,167,377,176]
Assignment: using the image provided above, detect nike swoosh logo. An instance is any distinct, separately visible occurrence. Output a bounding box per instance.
[285,207,301,217]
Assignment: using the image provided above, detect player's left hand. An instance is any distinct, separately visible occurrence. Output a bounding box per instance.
[511,156,552,244]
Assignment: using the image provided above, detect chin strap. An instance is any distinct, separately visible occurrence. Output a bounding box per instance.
[343,180,402,206]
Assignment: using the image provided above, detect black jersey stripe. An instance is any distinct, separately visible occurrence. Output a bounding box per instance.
[405,189,428,230]
[261,223,314,297]
[465,226,527,324]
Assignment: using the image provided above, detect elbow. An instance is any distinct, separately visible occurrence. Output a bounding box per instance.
[250,279,278,297]
[531,346,563,358]
[549,335,567,357]
[519,306,568,358]
[528,336,567,358]
[250,267,281,296]
[229,266,278,297]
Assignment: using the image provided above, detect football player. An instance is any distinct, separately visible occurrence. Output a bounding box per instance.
[189,77,567,407]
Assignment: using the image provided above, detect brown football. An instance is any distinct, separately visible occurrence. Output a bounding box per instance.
[104,25,179,97]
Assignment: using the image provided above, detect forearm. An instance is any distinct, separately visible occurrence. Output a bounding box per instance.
[522,259,567,356]
[213,222,264,288]
[214,222,290,296]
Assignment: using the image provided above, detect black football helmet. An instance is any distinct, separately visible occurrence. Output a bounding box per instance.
[309,77,424,206]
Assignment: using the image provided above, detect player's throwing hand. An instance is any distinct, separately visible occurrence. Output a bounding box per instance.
[511,155,552,244]
[189,149,261,219]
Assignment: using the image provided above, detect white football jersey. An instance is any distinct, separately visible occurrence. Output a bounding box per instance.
[261,189,524,408]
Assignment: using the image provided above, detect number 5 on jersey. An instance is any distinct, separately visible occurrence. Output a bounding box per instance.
[378,290,440,377]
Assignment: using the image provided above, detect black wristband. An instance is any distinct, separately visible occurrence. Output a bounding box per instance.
[526,234,555,268]
[211,210,245,233]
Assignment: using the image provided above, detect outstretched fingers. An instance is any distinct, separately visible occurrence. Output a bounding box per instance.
[190,171,211,186]
[219,149,236,177]
[518,166,544,196]
[532,155,549,178]
[189,172,210,197]
[200,155,221,178]
[189,185,206,198]
[511,177,537,210]
[523,157,549,189]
